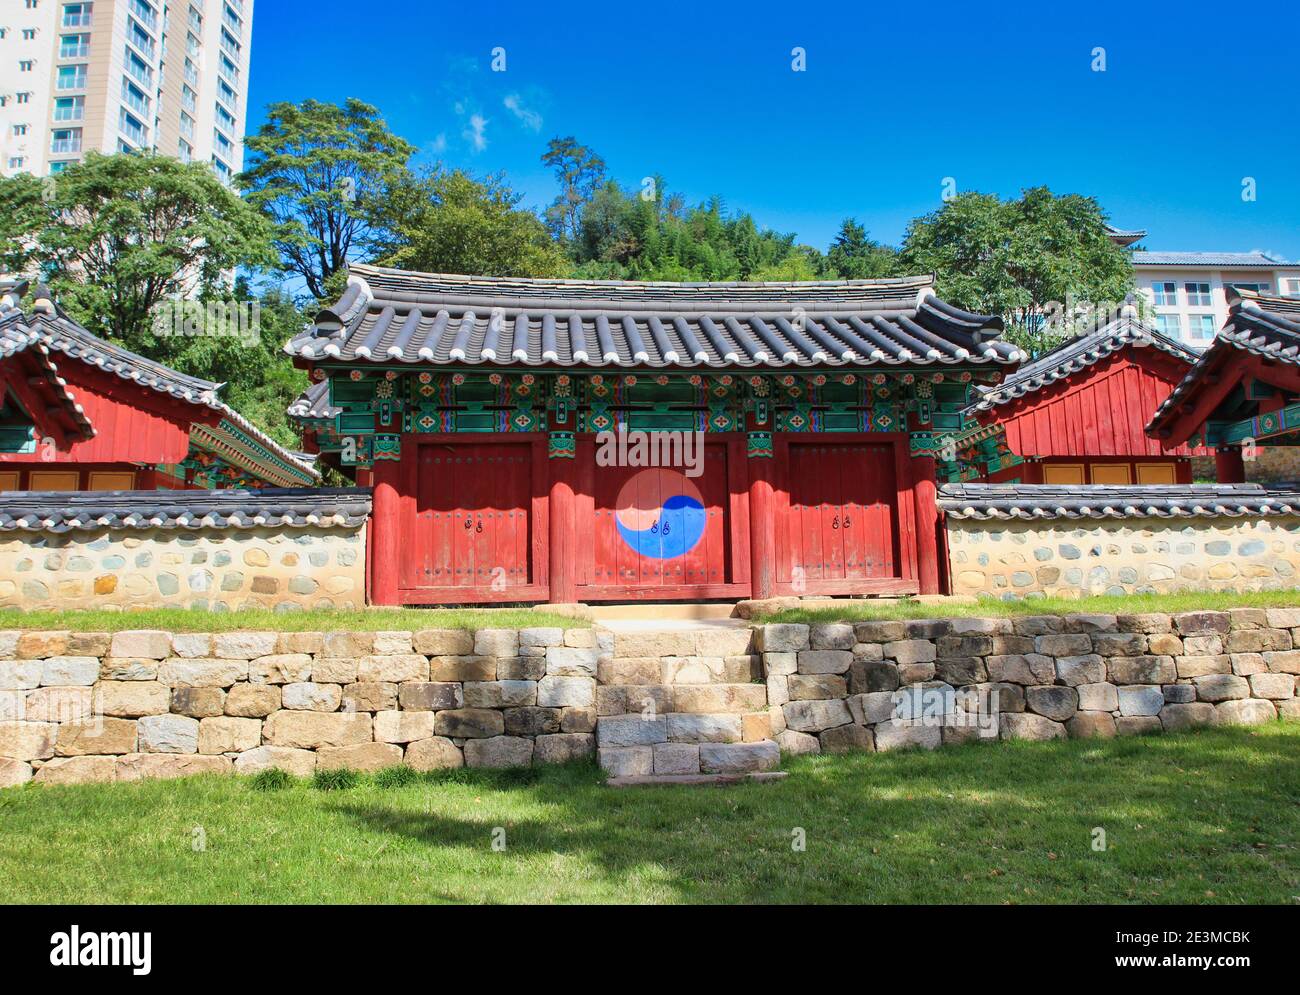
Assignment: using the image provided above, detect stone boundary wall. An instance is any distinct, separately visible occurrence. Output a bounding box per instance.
[0,625,780,787]
[0,525,367,612]
[757,610,1299,755]
[946,516,1300,599]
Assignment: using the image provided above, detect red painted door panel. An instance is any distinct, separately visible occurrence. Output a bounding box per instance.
[403,442,534,596]
[579,442,737,597]
[778,443,898,587]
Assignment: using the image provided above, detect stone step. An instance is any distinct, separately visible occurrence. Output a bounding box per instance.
[599,738,781,777]
[590,603,739,620]
[607,771,788,788]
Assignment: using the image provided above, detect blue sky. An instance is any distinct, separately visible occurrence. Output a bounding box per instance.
[248,0,1300,261]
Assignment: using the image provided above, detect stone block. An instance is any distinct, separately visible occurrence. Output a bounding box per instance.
[213,632,277,659]
[1263,649,1300,674]
[474,629,520,657]
[694,628,755,657]
[159,659,247,688]
[756,624,810,653]
[1116,715,1161,736]
[234,745,316,777]
[16,631,69,659]
[985,654,1056,686]
[1092,632,1145,657]
[1249,672,1296,700]
[998,713,1065,741]
[782,698,852,733]
[775,729,820,754]
[1224,629,1291,654]
[138,714,199,754]
[413,629,474,656]
[429,655,496,682]
[502,706,560,737]
[848,690,898,726]
[1213,699,1277,726]
[1194,674,1250,702]
[1012,615,1065,636]
[660,656,723,684]
[533,733,594,765]
[850,658,899,694]
[561,706,597,734]
[598,657,661,685]
[34,755,117,785]
[1117,613,1172,634]
[0,757,32,786]
[1025,685,1078,721]
[1036,633,1093,656]
[1172,611,1231,636]
[374,710,438,744]
[198,716,261,754]
[741,712,771,742]
[1076,682,1119,712]
[263,710,372,749]
[341,682,398,713]
[358,654,427,683]
[99,658,158,682]
[1230,653,1267,677]
[0,661,42,691]
[934,656,987,687]
[787,674,847,700]
[1063,613,1118,634]
[116,754,232,782]
[1265,608,1300,629]
[463,680,537,709]
[225,683,281,717]
[520,627,565,648]
[671,684,767,714]
[808,623,855,650]
[373,631,414,655]
[546,646,598,677]
[276,632,324,655]
[109,630,172,660]
[41,657,99,686]
[819,723,874,753]
[1066,712,1116,739]
[434,708,505,739]
[1147,633,1184,655]
[56,717,137,756]
[1117,685,1164,716]
[316,742,403,772]
[597,713,668,747]
[497,656,546,681]
[652,742,700,774]
[96,680,169,718]
[598,746,653,777]
[249,654,313,685]
[281,682,342,712]
[1108,655,1176,685]
[699,740,779,773]
[404,737,464,771]
[1182,635,1223,656]
[398,682,462,712]
[170,686,225,718]
[311,658,358,684]
[875,719,943,750]
[796,650,853,675]
[665,712,741,744]
[1055,655,1105,687]
[883,639,936,665]
[537,676,595,708]
[1160,703,1216,732]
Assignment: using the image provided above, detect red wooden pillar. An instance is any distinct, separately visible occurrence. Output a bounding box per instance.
[912,454,941,595]
[548,455,577,604]
[748,453,776,600]
[1215,447,1246,483]
[370,458,401,606]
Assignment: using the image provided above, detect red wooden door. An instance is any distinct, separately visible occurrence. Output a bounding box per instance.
[577,438,749,600]
[776,441,908,595]
[399,439,546,603]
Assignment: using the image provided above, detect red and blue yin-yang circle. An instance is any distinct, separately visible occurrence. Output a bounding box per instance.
[614,468,707,560]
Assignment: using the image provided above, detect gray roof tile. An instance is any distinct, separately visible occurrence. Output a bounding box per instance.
[940,483,1299,520]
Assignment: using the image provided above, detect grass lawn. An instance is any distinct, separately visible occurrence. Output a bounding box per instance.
[0,606,590,632]
[760,589,1300,625]
[3,722,1296,904]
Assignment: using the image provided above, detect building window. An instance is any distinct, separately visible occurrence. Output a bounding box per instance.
[1152,281,1177,306]
[19,61,34,72]
[1283,279,1300,299]
[49,160,69,174]
[121,78,149,115]
[1184,282,1212,306]
[59,33,90,58]
[50,128,81,154]
[16,91,31,103]
[1229,282,1271,294]
[12,124,28,136]
[178,138,192,162]
[56,64,87,89]
[119,109,147,146]
[22,28,38,40]
[62,3,93,28]
[26,1,41,9]
[53,95,84,120]
[1190,314,1217,340]
[1155,314,1182,338]
[8,157,25,169]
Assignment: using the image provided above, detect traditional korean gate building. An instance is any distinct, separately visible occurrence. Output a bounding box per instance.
[287,264,1023,605]
[0,282,317,491]
[961,311,1212,484]
[1148,289,1300,481]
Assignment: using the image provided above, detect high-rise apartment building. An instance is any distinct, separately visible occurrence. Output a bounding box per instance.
[0,0,253,183]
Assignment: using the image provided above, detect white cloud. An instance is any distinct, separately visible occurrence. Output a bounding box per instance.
[428,133,448,155]
[463,113,489,152]
[503,93,542,132]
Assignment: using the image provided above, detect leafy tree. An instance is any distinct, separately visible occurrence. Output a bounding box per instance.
[379,169,566,277]
[900,187,1134,350]
[826,219,900,279]
[0,151,274,343]
[240,98,416,298]
[540,136,606,243]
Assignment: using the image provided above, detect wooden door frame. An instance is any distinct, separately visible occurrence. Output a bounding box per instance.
[770,433,920,597]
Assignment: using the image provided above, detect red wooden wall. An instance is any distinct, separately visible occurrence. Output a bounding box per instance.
[993,351,1211,460]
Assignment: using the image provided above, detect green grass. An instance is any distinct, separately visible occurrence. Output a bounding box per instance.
[0,606,590,632]
[3,723,1297,904]
[762,589,1300,625]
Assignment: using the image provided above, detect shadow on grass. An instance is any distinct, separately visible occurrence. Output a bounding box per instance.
[331,725,1300,904]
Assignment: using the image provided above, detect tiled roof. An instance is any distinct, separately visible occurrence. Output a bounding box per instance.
[0,306,96,441]
[0,487,371,533]
[939,483,1300,520]
[286,263,1023,370]
[966,313,1194,414]
[287,380,341,421]
[1104,224,1147,247]
[1148,291,1300,434]
[1132,251,1287,268]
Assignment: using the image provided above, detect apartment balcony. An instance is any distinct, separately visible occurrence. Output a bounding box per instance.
[56,75,89,91]
[120,122,149,147]
[59,43,91,59]
[223,8,242,34]
[125,61,153,87]
[184,63,200,87]
[51,137,82,155]
[130,0,159,31]
[53,106,85,123]
[62,12,93,28]
[121,85,150,117]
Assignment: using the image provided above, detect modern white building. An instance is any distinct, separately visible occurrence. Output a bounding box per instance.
[0,0,253,183]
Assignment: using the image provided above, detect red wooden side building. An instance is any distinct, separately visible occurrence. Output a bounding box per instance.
[963,312,1212,484]
[0,282,316,491]
[287,265,1025,604]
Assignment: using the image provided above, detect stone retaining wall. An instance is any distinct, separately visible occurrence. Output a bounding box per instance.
[0,624,780,787]
[756,609,1299,755]
[946,516,1300,599]
[0,525,366,612]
